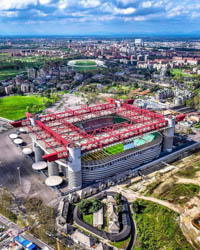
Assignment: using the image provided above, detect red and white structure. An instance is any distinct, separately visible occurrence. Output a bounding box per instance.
[11,101,174,189]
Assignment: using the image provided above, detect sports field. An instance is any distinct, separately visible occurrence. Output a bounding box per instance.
[75,60,96,66]
[104,143,124,155]
[0,95,48,120]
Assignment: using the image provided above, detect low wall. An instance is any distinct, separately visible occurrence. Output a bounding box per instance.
[73,191,132,242]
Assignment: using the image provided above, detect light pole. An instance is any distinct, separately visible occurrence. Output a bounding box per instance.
[17,167,21,186]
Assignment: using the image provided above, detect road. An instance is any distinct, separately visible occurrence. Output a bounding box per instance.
[0,213,54,250]
[108,185,181,214]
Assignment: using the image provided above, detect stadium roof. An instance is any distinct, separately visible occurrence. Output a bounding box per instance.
[11,102,168,162]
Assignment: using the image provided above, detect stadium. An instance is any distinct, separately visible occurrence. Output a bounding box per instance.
[11,100,175,190]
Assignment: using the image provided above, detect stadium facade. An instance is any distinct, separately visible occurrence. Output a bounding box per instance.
[11,100,175,190]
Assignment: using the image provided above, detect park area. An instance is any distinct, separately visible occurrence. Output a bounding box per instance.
[132,199,193,250]
[0,95,48,120]
[170,68,197,78]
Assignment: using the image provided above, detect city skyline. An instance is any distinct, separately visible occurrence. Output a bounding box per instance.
[0,0,200,36]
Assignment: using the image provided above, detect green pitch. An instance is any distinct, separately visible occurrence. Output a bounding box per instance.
[0,95,47,120]
[75,60,97,66]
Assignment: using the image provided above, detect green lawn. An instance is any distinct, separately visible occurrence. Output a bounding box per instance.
[0,69,26,81]
[0,95,48,120]
[109,236,131,249]
[132,199,193,250]
[75,60,96,66]
[170,68,196,78]
[83,214,93,225]
[104,143,124,155]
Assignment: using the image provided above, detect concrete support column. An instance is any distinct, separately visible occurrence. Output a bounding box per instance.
[61,165,68,178]
[48,162,59,176]
[67,143,82,189]
[33,143,44,162]
[162,117,176,152]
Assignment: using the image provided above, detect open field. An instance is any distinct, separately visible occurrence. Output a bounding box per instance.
[0,69,26,81]
[170,68,197,78]
[158,183,200,204]
[132,199,193,250]
[75,60,96,66]
[0,95,48,120]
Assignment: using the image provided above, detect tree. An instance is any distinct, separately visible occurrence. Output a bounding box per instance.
[193,95,200,107]
[115,193,122,205]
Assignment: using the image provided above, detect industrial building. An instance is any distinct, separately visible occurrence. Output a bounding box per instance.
[11,101,175,190]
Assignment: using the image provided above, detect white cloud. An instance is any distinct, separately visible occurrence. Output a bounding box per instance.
[80,0,100,8]
[134,16,146,21]
[39,0,51,4]
[142,1,152,8]
[117,0,137,4]
[114,7,136,15]
[0,11,19,17]
[0,0,37,10]
[58,0,69,10]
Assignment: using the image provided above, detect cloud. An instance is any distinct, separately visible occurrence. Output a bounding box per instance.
[0,0,200,35]
[134,16,146,21]
[58,0,69,10]
[80,0,100,8]
[142,1,152,8]
[39,0,52,4]
[0,0,37,10]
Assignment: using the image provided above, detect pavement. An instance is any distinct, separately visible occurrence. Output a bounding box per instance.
[0,128,58,205]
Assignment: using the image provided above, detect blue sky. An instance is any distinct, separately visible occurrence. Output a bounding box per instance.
[0,0,200,35]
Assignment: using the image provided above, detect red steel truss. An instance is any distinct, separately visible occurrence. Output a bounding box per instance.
[11,103,168,162]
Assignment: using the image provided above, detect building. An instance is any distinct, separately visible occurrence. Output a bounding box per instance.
[71,230,95,249]
[14,235,37,250]
[93,207,103,228]
[11,101,175,191]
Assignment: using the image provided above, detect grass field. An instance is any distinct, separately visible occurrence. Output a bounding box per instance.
[0,69,26,81]
[104,143,124,155]
[110,236,131,249]
[0,95,48,120]
[75,60,96,66]
[83,214,93,225]
[132,199,193,250]
[170,68,195,77]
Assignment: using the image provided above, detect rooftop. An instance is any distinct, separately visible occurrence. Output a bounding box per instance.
[11,102,168,162]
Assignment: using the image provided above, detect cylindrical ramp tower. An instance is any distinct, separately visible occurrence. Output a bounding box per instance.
[33,143,44,162]
[67,143,82,190]
[162,117,176,152]
[48,162,59,176]
[61,165,68,178]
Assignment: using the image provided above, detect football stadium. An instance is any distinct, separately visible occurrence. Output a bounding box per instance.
[11,100,175,190]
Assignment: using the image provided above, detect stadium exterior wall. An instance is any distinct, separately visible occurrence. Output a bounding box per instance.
[82,133,163,183]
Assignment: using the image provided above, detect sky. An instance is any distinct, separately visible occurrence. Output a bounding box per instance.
[0,0,200,36]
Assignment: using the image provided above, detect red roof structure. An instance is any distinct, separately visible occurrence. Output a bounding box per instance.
[11,102,168,162]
